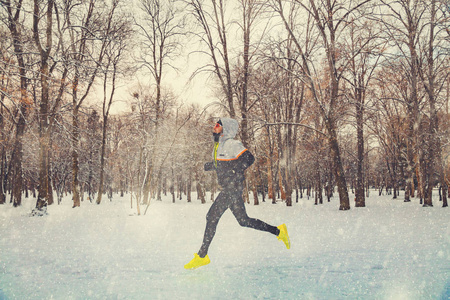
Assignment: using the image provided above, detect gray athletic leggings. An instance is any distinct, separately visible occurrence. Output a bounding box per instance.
[198,187,279,258]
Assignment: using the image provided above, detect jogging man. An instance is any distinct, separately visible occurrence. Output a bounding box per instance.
[184,118,290,269]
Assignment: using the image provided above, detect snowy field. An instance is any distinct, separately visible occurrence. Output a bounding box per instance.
[1,191,449,300]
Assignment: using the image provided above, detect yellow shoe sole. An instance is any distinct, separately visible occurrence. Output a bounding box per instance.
[277,224,290,249]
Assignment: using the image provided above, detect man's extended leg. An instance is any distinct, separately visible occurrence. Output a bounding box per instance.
[230,197,290,249]
[197,191,230,258]
[229,190,279,235]
[185,192,230,269]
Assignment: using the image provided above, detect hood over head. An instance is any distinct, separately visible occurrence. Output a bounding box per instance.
[219,117,239,140]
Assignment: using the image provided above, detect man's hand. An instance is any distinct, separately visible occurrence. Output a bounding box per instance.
[204,162,215,171]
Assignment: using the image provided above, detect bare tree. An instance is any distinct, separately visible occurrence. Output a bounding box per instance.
[343,17,384,207]
[0,26,15,205]
[234,0,266,146]
[1,0,31,207]
[30,0,70,212]
[188,0,236,117]
[378,0,428,202]
[418,0,449,206]
[60,0,110,208]
[33,0,55,213]
[135,0,185,204]
[271,0,371,210]
[136,0,184,125]
[96,1,132,204]
[233,0,266,205]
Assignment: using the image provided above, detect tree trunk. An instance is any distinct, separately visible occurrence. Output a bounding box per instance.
[326,120,350,210]
[278,165,286,201]
[0,137,5,205]
[196,171,205,204]
[422,0,438,208]
[315,167,323,205]
[415,160,425,204]
[157,176,162,201]
[11,116,25,207]
[142,155,153,204]
[0,99,5,204]
[7,0,29,207]
[47,137,54,205]
[285,124,293,207]
[33,0,55,214]
[355,98,365,207]
[35,60,51,211]
[251,169,259,206]
[187,171,192,203]
[72,106,81,207]
[96,116,108,204]
[171,165,175,203]
[36,131,51,210]
[177,175,182,201]
[267,146,276,204]
[259,164,266,202]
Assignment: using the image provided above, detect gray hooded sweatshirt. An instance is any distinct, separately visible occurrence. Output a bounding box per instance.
[205,118,254,188]
[215,118,246,161]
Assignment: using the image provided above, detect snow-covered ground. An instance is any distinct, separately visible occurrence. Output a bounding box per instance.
[1,191,449,299]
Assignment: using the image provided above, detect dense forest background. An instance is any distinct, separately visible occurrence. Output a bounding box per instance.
[0,0,449,215]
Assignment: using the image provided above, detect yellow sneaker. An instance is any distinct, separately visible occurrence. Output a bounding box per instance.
[277,224,290,249]
[184,253,210,269]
